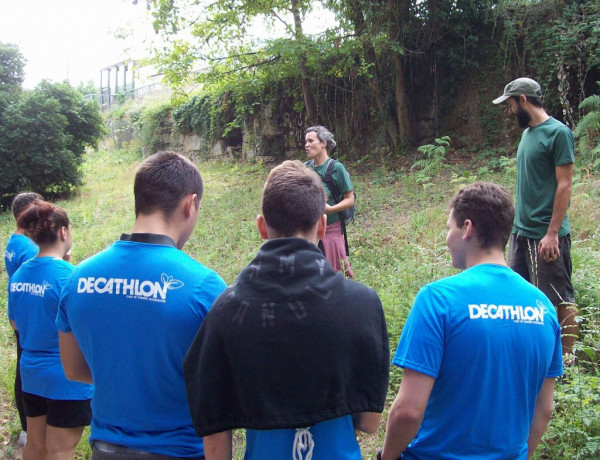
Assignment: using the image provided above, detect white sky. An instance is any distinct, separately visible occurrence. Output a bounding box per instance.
[0,0,154,89]
[0,0,336,91]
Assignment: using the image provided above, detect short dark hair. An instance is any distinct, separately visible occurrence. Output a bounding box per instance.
[12,192,43,220]
[450,182,514,250]
[512,95,543,108]
[305,126,337,153]
[262,160,326,237]
[134,151,203,218]
[17,199,69,245]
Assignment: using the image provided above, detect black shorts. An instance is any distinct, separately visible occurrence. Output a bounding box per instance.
[22,392,92,428]
[507,233,575,307]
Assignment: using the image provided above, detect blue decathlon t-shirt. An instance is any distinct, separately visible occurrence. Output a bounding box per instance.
[8,257,93,400]
[56,238,226,458]
[394,264,563,460]
[4,233,39,279]
[244,416,362,460]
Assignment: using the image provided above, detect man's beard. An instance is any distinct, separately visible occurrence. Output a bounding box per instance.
[515,104,531,128]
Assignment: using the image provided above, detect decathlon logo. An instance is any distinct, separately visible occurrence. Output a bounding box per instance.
[77,273,184,302]
[468,299,548,325]
[5,249,15,262]
[10,280,53,297]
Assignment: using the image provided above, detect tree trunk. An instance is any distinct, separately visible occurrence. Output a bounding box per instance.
[388,0,411,147]
[348,0,400,148]
[291,0,319,125]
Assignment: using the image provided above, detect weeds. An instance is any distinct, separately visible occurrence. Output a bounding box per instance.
[1,146,599,459]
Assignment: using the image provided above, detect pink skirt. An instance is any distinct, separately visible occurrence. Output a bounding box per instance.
[321,221,354,278]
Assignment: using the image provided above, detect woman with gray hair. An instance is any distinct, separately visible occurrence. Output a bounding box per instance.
[305,126,355,277]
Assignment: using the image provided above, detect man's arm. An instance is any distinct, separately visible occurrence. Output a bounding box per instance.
[527,378,556,458]
[58,331,93,384]
[380,368,435,460]
[353,412,381,434]
[538,163,573,261]
[203,430,232,460]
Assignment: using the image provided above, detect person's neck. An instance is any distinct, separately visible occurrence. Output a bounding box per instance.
[131,214,180,248]
[313,154,329,167]
[528,107,550,127]
[465,248,507,269]
[37,245,65,259]
[14,228,26,236]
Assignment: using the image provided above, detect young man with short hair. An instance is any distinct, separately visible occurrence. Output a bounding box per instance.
[493,77,578,358]
[183,160,389,460]
[57,151,226,459]
[4,191,43,446]
[379,182,562,460]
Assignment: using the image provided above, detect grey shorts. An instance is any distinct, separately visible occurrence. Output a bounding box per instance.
[507,233,575,307]
[91,441,204,460]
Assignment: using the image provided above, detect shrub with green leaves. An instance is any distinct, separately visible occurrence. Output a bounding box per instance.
[575,82,600,172]
[0,80,105,207]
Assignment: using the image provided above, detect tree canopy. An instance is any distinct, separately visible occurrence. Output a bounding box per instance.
[141,0,599,158]
[0,42,105,207]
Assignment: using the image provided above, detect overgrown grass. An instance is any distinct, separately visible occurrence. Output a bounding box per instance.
[1,147,599,459]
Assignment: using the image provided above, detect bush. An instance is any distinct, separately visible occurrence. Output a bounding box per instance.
[132,101,175,155]
[0,80,105,208]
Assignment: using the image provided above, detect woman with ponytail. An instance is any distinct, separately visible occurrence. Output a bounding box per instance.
[8,200,92,460]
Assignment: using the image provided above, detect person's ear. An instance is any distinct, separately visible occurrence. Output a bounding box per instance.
[256,215,269,240]
[60,226,67,242]
[519,94,527,105]
[183,193,198,218]
[317,214,327,240]
[462,219,474,240]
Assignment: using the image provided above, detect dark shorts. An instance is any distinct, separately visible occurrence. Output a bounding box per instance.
[91,441,205,460]
[22,391,92,428]
[507,233,575,306]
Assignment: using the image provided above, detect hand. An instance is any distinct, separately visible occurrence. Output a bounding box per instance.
[538,234,559,263]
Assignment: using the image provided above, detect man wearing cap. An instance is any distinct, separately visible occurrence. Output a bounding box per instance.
[493,77,578,359]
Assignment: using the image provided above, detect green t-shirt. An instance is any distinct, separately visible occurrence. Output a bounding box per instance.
[309,158,354,226]
[513,117,574,239]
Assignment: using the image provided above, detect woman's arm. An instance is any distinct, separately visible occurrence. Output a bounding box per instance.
[325,190,354,214]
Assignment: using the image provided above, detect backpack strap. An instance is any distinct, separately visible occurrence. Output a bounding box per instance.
[321,159,349,254]
[322,159,341,203]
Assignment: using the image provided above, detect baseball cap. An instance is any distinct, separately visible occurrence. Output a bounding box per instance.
[492,78,542,104]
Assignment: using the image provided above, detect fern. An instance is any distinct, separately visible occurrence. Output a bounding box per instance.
[575,112,600,138]
[579,94,600,112]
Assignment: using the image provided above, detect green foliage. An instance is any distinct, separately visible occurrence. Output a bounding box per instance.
[411,136,451,183]
[75,80,98,97]
[173,93,228,139]
[36,80,105,155]
[0,42,25,111]
[0,79,105,207]
[0,42,24,91]
[1,146,600,458]
[575,83,600,172]
[537,248,600,458]
[133,101,175,155]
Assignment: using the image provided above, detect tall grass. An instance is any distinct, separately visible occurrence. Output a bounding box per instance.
[1,147,599,459]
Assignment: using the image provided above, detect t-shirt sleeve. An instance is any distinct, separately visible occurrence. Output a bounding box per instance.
[547,322,564,378]
[196,271,227,317]
[333,162,353,195]
[56,276,74,333]
[552,126,575,166]
[8,285,15,321]
[392,285,446,378]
